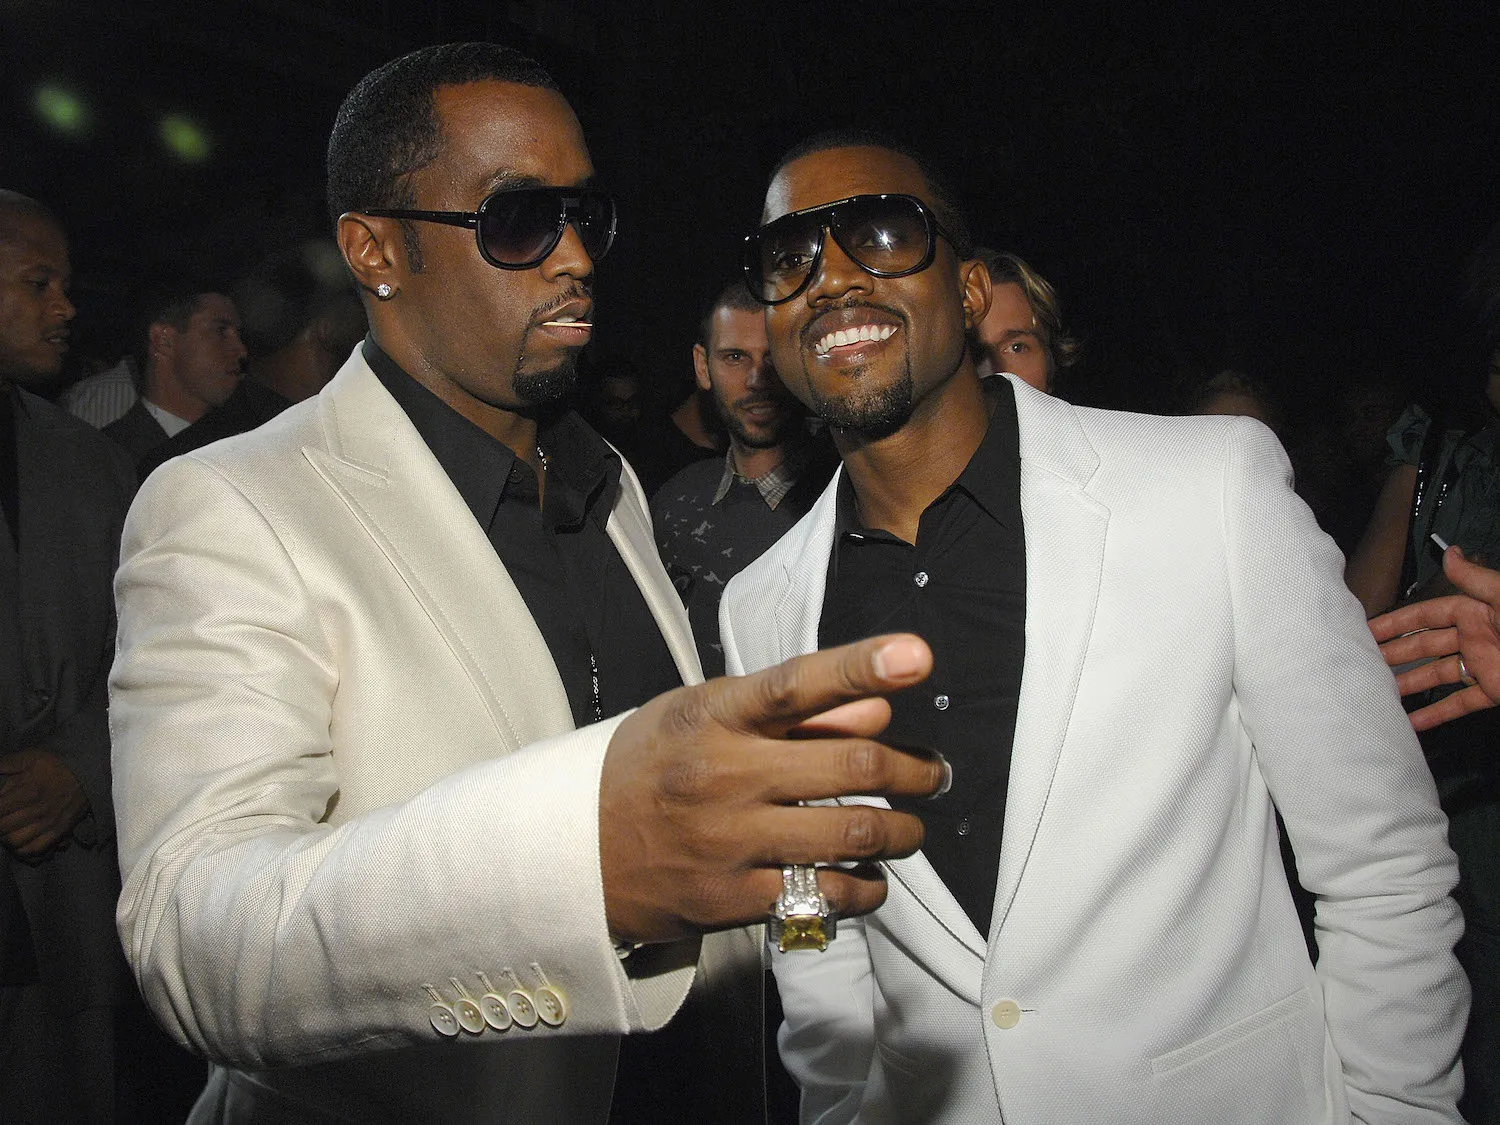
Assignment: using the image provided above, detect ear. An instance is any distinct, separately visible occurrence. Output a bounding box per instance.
[959,256,992,333]
[148,321,175,362]
[338,212,403,298]
[692,343,712,392]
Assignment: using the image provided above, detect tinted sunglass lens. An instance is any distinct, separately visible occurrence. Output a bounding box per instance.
[755,216,822,303]
[831,198,930,275]
[479,190,564,266]
[574,192,616,261]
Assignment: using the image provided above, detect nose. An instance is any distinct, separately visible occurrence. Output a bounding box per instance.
[52,285,76,323]
[802,228,871,306]
[229,328,248,364]
[745,353,777,391]
[541,220,593,281]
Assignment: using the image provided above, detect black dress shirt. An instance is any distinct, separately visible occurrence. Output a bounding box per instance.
[819,379,1026,935]
[364,339,682,724]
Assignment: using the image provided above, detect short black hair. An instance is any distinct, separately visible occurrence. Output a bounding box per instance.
[135,289,221,377]
[698,278,765,347]
[0,189,64,246]
[769,129,973,259]
[325,42,558,234]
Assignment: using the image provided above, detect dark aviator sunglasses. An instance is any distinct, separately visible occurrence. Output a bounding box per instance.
[364,185,617,270]
[742,193,957,306]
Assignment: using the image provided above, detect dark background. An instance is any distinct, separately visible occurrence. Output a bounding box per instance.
[3,0,1498,417]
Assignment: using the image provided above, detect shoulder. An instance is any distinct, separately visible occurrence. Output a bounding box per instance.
[17,387,135,488]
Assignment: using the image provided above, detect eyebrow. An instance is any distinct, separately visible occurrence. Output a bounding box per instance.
[479,171,603,195]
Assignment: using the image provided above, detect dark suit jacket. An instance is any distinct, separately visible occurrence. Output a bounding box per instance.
[103,398,169,466]
[1,387,135,1010]
[138,379,292,480]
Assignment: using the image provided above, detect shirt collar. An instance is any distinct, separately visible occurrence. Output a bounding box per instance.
[832,376,1021,540]
[362,336,620,532]
[711,440,815,510]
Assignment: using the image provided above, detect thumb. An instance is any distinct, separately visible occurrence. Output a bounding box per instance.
[1444,546,1500,605]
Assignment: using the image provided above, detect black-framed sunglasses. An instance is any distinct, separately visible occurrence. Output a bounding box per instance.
[364,186,617,270]
[742,193,956,306]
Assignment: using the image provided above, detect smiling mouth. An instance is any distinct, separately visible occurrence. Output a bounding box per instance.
[812,323,898,357]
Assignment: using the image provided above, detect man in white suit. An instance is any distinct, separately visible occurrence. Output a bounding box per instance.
[720,132,1469,1123]
[109,49,949,1125]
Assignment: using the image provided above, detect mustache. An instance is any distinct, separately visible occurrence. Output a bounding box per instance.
[533,282,593,320]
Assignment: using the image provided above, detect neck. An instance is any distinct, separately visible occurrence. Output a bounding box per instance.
[375,328,540,467]
[835,366,991,544]
[730,439,787,481]
[144,366,207,424]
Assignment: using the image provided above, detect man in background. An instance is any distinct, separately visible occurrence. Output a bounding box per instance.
[0,190,142,1122]
[971,248,1077,394]
[652,279,835,677]
[104,289,246,465]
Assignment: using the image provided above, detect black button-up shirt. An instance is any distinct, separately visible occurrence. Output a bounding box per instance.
[819,379,1026,935]
[364,339,682,724]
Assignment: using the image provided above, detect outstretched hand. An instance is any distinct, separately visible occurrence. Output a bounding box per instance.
[599,633,946,943]
[1368,545,1500,731]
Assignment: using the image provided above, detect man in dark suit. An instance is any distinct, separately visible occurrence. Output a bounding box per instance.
[104,289,247,466]
[0,190,140,1121]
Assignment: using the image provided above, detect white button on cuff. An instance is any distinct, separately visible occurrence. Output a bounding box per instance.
[476,972,512,1032]
[991,999,1021,1029]
[530,963,568,1028]
[449,977,485,1034]
[501,968,539,1029]
[914,571,929,587]
[423,985,460,1038]
[934,694,950,710]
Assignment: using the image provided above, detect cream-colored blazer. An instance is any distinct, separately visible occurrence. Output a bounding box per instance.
[111,349,756,1124]
[720,377,1467,1125]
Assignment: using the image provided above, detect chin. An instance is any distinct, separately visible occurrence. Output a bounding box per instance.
[513,354,581,408]
[812,374,914,440]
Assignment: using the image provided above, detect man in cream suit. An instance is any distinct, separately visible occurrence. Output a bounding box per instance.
[720,132,1469,1123]
[110,49,948,1125]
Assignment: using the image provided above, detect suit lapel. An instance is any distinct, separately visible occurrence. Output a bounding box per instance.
[601,463,704,687]
[988,378,1109,938]
[303,356,575,754]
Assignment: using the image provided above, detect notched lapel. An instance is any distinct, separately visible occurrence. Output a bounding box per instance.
[303,361,575,754]
[990,380,1109,939]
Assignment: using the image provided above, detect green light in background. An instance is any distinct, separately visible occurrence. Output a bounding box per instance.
[159,114,213,163]
[32,84,92,137]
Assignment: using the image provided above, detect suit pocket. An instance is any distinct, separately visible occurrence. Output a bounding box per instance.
[875,1038,924,1078]
[1150,988,1310,1077]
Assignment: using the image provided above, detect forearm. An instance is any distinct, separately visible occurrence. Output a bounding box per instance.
[1345,464,1417,616]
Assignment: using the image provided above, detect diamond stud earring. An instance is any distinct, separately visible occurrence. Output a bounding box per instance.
[375,283,393,299]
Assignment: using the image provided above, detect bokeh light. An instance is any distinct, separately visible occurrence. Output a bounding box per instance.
[159,114,213,163]
[32,83,92,138]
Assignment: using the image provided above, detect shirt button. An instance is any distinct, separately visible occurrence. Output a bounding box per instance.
[956,817,971,837]
[991,1000,1022,1029]
[913,570,929,587]
[934,694,950,710]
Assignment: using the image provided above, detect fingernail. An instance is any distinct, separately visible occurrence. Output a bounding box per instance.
[873,638,923,682]
[931,757,953,799]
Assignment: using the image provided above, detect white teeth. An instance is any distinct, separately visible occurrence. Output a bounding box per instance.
[813,323,897,356]
[546,314,579,323]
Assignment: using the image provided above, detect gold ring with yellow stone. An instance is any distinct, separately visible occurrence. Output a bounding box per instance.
[770,863,837,952]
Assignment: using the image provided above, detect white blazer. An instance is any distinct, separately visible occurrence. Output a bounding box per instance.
[720,377,1467,1125]
[111,349,757,1124]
